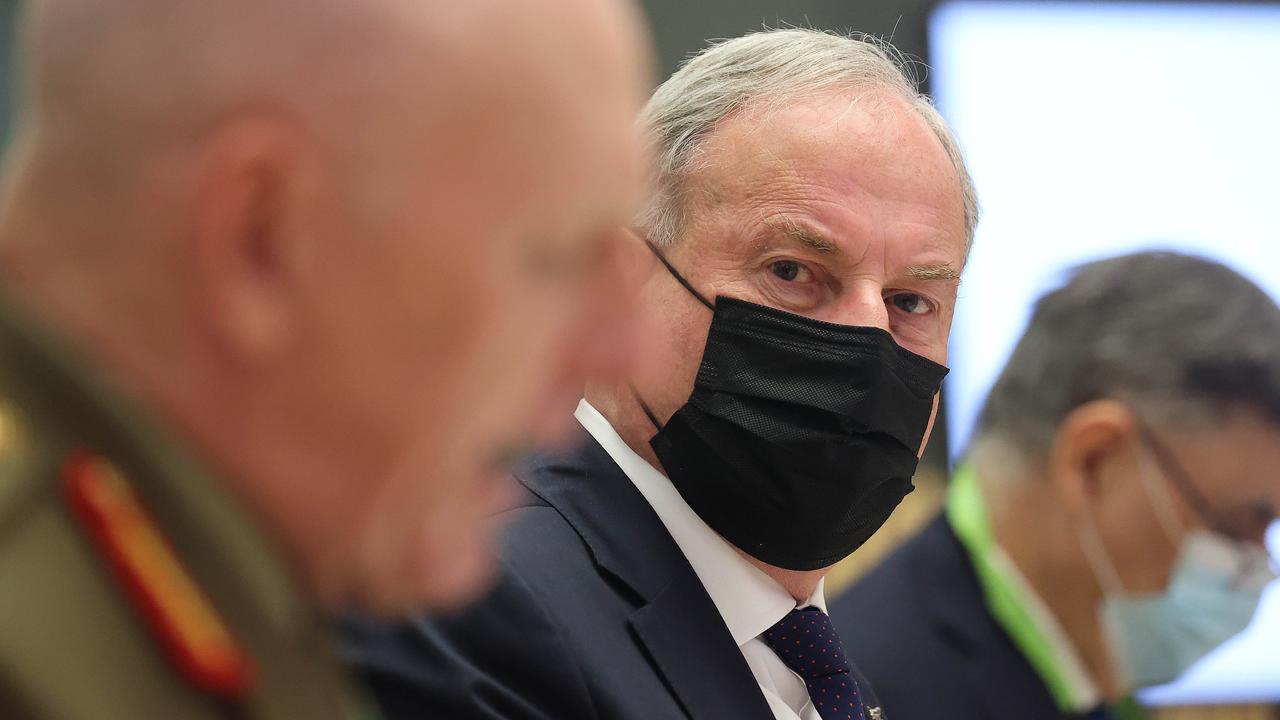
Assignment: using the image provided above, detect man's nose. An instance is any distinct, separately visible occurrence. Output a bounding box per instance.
[830,281,890,332]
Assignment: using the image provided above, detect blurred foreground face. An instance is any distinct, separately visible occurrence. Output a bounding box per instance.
[2,0,650,616]
[305,2,650,612]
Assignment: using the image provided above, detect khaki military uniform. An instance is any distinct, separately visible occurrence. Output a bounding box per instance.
[0,299,375,719]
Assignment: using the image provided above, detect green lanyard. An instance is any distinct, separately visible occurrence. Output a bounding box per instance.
[946,465,1146,720]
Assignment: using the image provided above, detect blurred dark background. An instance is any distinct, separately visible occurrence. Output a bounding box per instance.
[642,0,934,80]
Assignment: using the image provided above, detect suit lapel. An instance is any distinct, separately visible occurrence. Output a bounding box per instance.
[517,436,775,720]
[630,571,776,720]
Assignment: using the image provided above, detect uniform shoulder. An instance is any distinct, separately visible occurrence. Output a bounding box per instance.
[0,308,217,716]
[0,447,223,719]
[0,305,365,720]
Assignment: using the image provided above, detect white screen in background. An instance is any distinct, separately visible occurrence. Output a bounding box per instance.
[929,1,1280,705]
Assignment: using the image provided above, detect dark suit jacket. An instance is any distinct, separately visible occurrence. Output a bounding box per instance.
[830,513,1107,720]
[342,436,882,720]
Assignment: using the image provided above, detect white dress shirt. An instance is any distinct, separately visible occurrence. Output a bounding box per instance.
[576,400,825,720]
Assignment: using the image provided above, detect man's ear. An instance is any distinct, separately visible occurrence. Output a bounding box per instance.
[187,116,300,363]
[1047,399,1141,514]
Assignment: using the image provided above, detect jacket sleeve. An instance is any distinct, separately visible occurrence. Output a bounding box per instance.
[340,559,597,720]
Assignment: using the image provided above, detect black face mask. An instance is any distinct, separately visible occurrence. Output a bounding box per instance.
[639,244,948,571]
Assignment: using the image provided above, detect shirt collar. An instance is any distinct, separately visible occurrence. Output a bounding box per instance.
[575,399,824,647]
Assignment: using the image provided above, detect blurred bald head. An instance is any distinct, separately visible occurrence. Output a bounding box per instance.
[0,0,651,613]
[14,0,644,203]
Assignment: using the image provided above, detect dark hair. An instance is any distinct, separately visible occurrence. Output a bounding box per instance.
[975,251,1280,456]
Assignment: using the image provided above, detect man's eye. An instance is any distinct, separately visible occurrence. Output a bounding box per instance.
[890,293,930,315]
[770,260,806,282]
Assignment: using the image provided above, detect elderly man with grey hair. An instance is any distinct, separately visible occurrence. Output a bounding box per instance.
[832,251,1280,720]
[344,28,976,720]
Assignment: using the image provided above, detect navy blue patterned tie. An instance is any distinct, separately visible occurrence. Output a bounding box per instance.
[762,607,866,720]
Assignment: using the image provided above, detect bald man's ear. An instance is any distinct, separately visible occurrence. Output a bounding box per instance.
[189,117,300,362]
[1047,399,1141,515]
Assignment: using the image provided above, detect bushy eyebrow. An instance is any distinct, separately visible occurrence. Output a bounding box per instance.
[762,216,840,254]
[763,214,962,282]
[907,264,962,282]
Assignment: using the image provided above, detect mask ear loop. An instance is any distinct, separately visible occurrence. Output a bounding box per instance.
[1076,431,1188,599]
[1079,515,1137,692]
[631,385,663,431]
[632,240,714,432]
[1076,513,1127,597]
[1134,444,1188,549]
[644,240,715,311]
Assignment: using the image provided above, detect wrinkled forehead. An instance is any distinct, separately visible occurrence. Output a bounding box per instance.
[695,89,962,206]
[672,89,968,257]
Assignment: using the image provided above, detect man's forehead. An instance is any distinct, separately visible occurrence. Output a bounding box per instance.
[687,91,964,225]
[703,88,922,160]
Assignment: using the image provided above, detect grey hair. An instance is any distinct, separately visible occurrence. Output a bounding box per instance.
[976,251,1280,458]
[635,28,979,251]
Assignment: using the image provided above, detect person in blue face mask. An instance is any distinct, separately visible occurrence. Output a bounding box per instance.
[830,250,1280,720]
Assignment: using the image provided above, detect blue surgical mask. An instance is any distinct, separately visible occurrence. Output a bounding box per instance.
[1076,443,1277,689]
